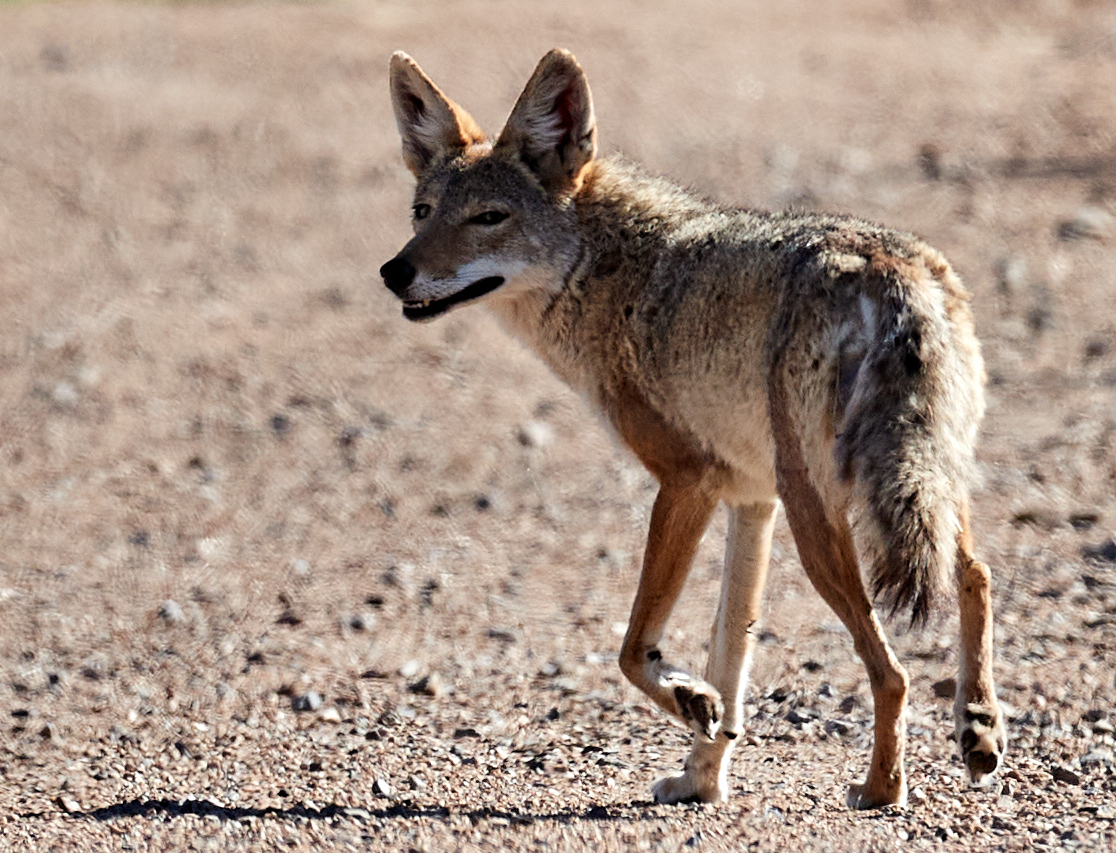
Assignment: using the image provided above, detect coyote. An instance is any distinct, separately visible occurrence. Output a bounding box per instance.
[380,48,1005,808]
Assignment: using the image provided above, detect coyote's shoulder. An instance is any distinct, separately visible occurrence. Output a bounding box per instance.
[380,48,1004,809]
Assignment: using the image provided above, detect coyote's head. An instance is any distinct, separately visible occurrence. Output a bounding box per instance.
[380,49,597,322]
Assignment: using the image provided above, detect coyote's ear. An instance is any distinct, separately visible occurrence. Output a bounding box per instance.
[389,52,486,176]
[496,49,597,193]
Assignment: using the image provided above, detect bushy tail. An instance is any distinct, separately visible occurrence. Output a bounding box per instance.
[836,254,985,627]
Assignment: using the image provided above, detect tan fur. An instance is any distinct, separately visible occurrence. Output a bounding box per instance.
[381,48,1006,808]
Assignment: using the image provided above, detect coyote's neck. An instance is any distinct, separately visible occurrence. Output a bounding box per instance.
[485,158,712,397]
[485,269,594,395]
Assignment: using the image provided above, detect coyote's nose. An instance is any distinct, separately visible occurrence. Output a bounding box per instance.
[380,256,416,297]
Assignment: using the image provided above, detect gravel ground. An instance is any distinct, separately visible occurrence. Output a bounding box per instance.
[1,1,1115,850]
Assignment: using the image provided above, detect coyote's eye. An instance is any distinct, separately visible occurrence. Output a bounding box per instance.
[468,211,509,226]
[412,203,431,221]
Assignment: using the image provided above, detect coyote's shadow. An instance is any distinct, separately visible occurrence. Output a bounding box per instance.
[79,797,642,826]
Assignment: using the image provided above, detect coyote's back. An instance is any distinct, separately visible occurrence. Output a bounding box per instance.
[380,48,1005,809]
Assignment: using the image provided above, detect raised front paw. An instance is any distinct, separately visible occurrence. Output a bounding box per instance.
[672,682,723,741]
[957,702,1007,787]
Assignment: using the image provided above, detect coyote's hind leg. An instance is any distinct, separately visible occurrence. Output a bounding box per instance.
[784,497,909,809]
[653,500,778,805]
[954,497,1006,786]
[772,400,908,809]
[619,483,723,751]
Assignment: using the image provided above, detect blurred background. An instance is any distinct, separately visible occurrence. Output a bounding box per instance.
[1,0,1115,846]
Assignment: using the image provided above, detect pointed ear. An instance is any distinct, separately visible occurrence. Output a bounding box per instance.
[495,49,597,193]
[389,52,487,175]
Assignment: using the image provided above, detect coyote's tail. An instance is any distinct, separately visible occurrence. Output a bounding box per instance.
[836,252,985,627]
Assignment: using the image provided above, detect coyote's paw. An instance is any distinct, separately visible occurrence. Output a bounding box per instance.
[957,702,1007,787]
[652,754,727,805]
[672,682,723,742]
[846,776,907,810]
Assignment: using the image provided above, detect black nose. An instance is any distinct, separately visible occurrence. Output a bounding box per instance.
[380,256,416,297]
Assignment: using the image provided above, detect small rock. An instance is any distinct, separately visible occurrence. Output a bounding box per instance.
[486,626,520,644]
[398,659,420,679]
[787,707,816,726]
[158,600,185,623]
[918,143,942,180]
[408,775,427,791]
[372,777,392,797]
[994,255,1027,294]
[419,578,440,607]
[1084,339,1111,362]
[291,691,323,712]
[349,612,376,632]
[409,673,446,698]
[376,707,402,728]
[319,707,342,723]
[1070,512,1100,531]
[516,420,553,448]
[824,719,852,736]
[934,826,956,842]
[1051,765,1081,785]
[276,593,304,626]
[1057,206,1115,241]
[1012,508,1060,530]
[56,796,81,814]
[931,677,956,699]
[1026,288,1053,333]
[1082,538,1116,564]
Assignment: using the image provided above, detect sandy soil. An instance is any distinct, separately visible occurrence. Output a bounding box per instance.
[1,1,1115,850]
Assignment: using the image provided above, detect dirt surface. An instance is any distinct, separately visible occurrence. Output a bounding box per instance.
[2,1,1116,850]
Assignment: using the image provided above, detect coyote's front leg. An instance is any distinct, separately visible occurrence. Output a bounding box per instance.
[650,501,778,805]
[619,484,723,763]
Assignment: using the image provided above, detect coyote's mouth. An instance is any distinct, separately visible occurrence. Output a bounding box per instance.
[402,276,505,321]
